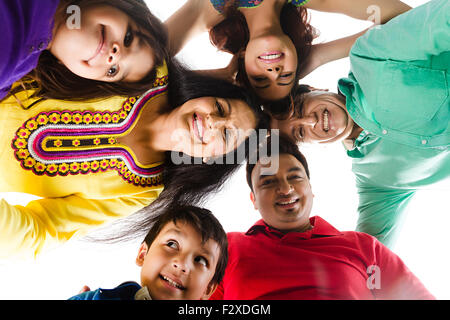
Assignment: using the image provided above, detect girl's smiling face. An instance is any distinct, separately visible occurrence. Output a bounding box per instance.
[50,5,155,83]
[244,34,298,101]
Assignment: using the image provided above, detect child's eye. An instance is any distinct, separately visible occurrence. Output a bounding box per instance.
[166,240,179,250]
[195,256,208,267]
[124,26,134,47]
[106,65,119,78]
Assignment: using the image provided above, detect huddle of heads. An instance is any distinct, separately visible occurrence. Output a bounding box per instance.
[140,134,312,300]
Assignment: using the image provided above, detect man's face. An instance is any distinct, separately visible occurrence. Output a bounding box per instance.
[250,153,313,232]
[270,91,354,144]
[136,221,220,300]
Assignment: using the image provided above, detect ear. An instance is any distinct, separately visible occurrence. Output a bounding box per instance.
[200,282,218,300]
[136,242,149,267]
[249,191,258,210]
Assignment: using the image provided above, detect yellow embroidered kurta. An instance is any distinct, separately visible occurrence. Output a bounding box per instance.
[0,66,168,259]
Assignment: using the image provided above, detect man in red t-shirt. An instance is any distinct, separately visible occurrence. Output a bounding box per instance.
[210,134,434,300]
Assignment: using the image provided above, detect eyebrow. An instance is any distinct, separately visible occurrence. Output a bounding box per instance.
[225,98,232,115]
[254,84,270,89]
[163,227,215,259]
[277,78,295,86]
[258,166,303,180]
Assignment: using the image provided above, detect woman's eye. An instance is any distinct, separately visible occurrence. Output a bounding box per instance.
[106,65,119,78]
[124,27,134,47]
[280,72,293,78]
[252,76,267,82]
[215,101,225,117]
[195,256,208,267]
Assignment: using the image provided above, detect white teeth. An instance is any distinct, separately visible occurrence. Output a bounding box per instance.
[323,110,329,132]
[194,116,203,141]
[162,276,184,289]
[278,199,298,205]
[259,53,282,60]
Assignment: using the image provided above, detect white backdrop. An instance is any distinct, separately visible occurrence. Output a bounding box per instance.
[1,0,449,300]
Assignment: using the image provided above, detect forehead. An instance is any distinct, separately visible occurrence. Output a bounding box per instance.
[251,153,306,182]
[157,221,220,254]
[254,84,293,101]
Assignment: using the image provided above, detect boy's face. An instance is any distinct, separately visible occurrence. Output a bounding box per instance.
[136,221,220,300]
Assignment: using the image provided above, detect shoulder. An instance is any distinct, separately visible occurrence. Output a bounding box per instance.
[69,282,141,300]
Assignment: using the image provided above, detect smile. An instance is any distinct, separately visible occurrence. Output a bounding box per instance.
[193,113,204,143]
[160,275,186,290]
[323,110,329,132]
[258,52,283,63]
[275,198,299,209]
[87,25,105,63]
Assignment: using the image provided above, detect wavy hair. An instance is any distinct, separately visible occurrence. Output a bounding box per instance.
[209,1,316,97]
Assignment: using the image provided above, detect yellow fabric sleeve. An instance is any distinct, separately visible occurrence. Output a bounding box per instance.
[0,188,162,259]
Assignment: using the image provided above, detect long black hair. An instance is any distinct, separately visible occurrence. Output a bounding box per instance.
[89,59,270,243]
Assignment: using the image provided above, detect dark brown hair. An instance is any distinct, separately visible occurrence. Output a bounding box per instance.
[143,205,228,285]
[9,0,169,101]
[246,133,310,192]
[209,1,316,98]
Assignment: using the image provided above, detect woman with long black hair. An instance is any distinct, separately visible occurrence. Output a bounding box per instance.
[0,58,266,258]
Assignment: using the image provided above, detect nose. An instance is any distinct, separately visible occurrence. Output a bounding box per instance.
[207,115,228,130]
[107,43,120,65]
[172,259,188,274]
[277,179,293,195]
[295,115,316,128]
[265,66,282,80]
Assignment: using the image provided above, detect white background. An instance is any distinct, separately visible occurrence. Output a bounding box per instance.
[1,0,449,300]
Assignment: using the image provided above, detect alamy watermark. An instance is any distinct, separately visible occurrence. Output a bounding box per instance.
[169,128,280,174]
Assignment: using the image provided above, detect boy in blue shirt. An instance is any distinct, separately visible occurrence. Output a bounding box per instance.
[70,205,228,300]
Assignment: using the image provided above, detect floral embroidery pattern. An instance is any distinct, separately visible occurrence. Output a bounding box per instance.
[12,76,168,187]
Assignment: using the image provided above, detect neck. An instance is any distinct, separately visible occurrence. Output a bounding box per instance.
[241,0,285,40]
[347,123,363,141]
[269,220,313,234]
[116,95,173,164]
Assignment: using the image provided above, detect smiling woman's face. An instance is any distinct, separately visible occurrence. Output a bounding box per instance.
[244,34,298,101]
[270,91,354,144]
[50,5,155,83]
[168,97,258,159]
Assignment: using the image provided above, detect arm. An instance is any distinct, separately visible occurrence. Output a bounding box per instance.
[351,0,450,62]
[304,0,411,24]
[0,191,159,259]
[165,0,224,57]
[299,0,411,78]
[372,239,435,300]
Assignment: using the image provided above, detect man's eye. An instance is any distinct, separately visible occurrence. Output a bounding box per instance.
[124,27,134,47]
[195,256,208,267]
[295,127,304,142]
[106,65,119,78]
[261,179,275,186]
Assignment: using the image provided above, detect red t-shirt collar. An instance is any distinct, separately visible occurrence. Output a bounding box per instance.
[245,216,343,239]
